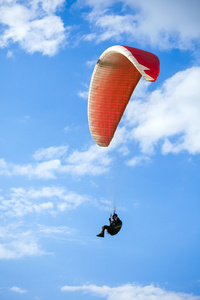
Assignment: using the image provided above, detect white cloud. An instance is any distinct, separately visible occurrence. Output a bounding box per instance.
[61,283,200,300]
[125,66,200,156]
[0,0,67,55]
[82,0,200,50]
[10,286,27,294]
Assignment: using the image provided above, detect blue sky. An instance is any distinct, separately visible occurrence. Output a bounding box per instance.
[0,0,200,299]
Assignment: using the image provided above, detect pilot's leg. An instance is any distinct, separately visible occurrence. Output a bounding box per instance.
[97,225,109,237]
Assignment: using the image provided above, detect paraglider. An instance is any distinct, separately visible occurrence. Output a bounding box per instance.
[88,45,160,237]
[88,45,160,147]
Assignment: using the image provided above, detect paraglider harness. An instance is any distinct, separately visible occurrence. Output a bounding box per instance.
[107,211,122,236]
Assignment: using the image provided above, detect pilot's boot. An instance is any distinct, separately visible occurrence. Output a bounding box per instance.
[97,227,104,237]
[97,232,104,237]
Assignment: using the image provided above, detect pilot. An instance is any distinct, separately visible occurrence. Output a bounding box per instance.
[97,213,122,237]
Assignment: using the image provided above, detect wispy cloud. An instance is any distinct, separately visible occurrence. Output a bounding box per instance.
[0,226,45,259]
[61,283,200,300]
[33,146,68,161]
[86,59,97,68]
[0,186,89,217]
[10,286,27,294]
[126,155,151,167]
[37,224,73,239]
[6,50,14,58]
[78,90,89,99]
[0,222,74,259]
[84,11,138,43]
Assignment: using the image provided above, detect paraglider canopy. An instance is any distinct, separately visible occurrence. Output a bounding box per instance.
[88,45,160,147]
